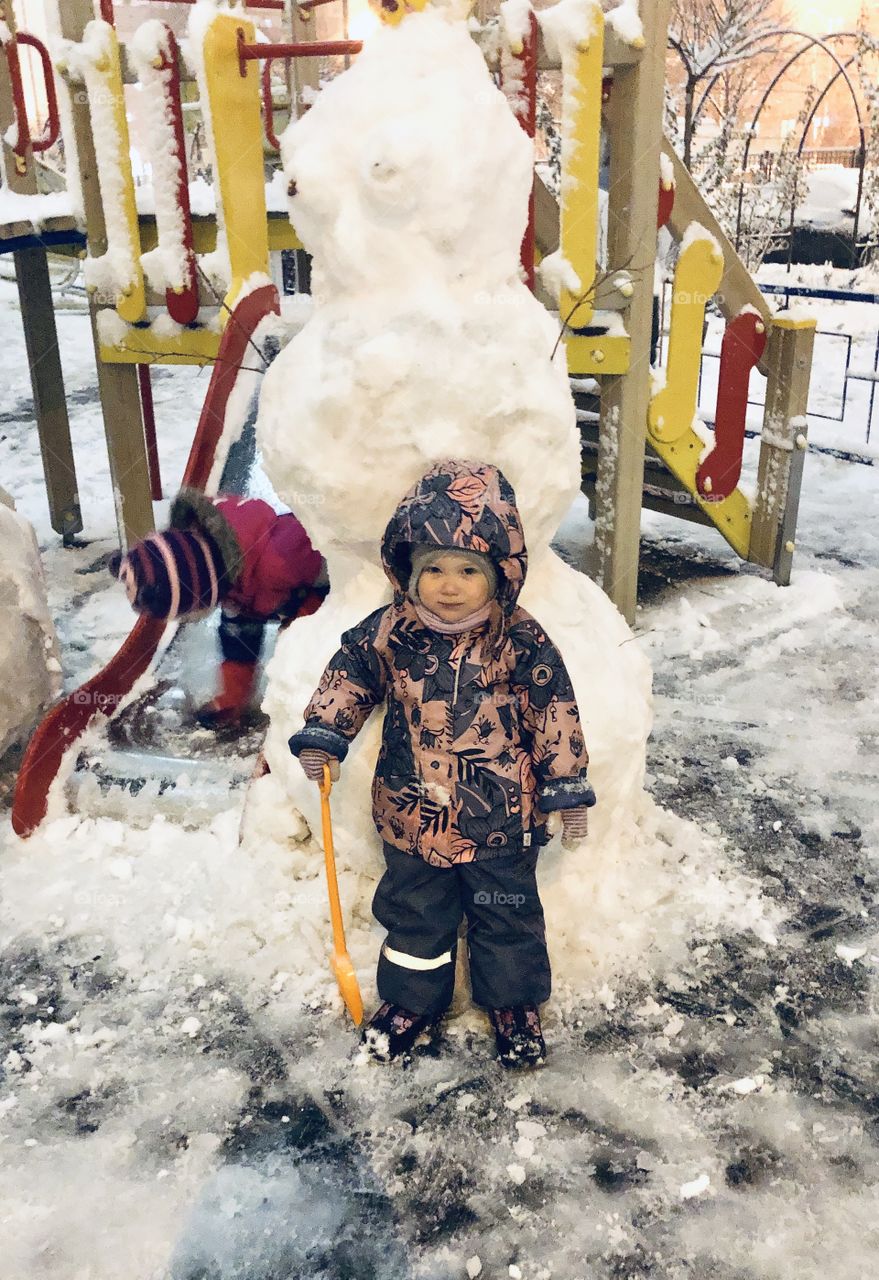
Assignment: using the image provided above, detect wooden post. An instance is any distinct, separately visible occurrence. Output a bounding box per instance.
[290,1,320,118]
[590,0,672,624]
[749,318,816,583]
[0,0,82,540]
[59,0,154,549]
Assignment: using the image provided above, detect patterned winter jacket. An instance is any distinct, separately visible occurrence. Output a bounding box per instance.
[289,460,595,867]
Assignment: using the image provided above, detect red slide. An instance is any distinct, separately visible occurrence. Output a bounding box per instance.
[12,283,281,838]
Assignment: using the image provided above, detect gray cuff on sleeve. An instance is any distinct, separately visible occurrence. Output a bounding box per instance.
[288,722,351,762]
[538,775,597,812]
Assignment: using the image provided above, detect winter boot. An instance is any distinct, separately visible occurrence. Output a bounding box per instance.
[196,659,257,728]
[361,1002,440,1062]
[489,1005,547,1069]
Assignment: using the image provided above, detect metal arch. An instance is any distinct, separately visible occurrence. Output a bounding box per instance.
[690,28,854,123]
[697,30,860,152]
[792,54,866,261]
[692,26,809,126]
[789,52,865,158]
[732,31,865,248]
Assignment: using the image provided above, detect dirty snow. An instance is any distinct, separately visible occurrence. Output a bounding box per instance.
[0,7,877,1280]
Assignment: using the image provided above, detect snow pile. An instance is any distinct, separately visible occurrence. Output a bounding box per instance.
[256,3,774,997]
[499,0,533,50]
[0,493,60,757]
[795,165,874,236]
[0,188,74,231]
[128,21,191,295]
[540,0,603,66]
[57,20,139,303]
[184,2,235,295]
[601,0,643,45]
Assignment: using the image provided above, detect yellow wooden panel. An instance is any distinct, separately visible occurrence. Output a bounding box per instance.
[201,14,269,310]
[566,333,631,376]
[559,12,605,331]
[648,234,724,444]
[139,214,300,255]
[772,314,818,332]
[104,27,146,323]
[268,218,304,252]
[645,229,751,558]
[100,327,220,365]
[649,432,753,559]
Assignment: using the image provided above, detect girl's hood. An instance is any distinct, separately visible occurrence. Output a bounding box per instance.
[381,459,527,620]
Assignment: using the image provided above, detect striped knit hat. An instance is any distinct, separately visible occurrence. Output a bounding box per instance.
[110,528,226,620]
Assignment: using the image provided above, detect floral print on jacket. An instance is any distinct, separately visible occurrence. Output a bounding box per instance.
[289,460,595,867]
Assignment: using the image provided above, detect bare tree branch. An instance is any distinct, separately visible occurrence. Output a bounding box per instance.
[667,0,789,166]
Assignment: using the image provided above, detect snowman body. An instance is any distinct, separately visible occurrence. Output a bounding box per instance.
[256,8,652,983]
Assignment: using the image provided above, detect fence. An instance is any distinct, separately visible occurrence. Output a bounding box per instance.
[755,147,863,179]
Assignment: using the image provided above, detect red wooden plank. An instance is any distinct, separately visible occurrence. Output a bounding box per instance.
[152,27,199,326]
[697,311,767,502]
[657,174,675,230]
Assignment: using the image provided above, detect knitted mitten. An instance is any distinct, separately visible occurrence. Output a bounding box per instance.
[561,805,590,847]
[298,749,341,782]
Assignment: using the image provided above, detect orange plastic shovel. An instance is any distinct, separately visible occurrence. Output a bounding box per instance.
[317,763,364,1026]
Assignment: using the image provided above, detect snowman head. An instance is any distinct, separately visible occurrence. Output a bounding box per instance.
[280,8,532,296]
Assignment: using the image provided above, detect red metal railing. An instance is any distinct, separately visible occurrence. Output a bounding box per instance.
[151,24,199,324]
[100,0,285,20]
[3,31,32,173]
[262,59,283,151]
[15,33,61,153]
[237,32,363,77]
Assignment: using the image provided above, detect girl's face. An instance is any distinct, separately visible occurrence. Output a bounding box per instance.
[417,552,492,621]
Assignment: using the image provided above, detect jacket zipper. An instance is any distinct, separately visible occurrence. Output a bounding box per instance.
[450,636,471,741]
[451,654,463,716]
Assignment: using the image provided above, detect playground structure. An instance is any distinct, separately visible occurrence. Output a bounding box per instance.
[1,0,816,837]
[494,4,814,619]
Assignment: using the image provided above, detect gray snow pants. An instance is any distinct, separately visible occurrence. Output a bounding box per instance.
[372,844,552,1016]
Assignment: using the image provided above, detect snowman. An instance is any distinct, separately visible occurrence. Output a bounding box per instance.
[255,0,654,1006]
[0,491,60,759]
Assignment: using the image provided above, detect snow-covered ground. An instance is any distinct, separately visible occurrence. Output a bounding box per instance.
[795,166,874,240]
[0,257,878,1278]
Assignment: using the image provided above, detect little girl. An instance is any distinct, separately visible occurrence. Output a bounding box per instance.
[289,460,595,1068]
[111,490,327,725]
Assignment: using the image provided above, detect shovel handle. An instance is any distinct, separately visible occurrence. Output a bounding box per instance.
[318,763,347,955]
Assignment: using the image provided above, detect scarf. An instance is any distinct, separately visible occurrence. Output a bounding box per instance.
[413,600,493,636]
